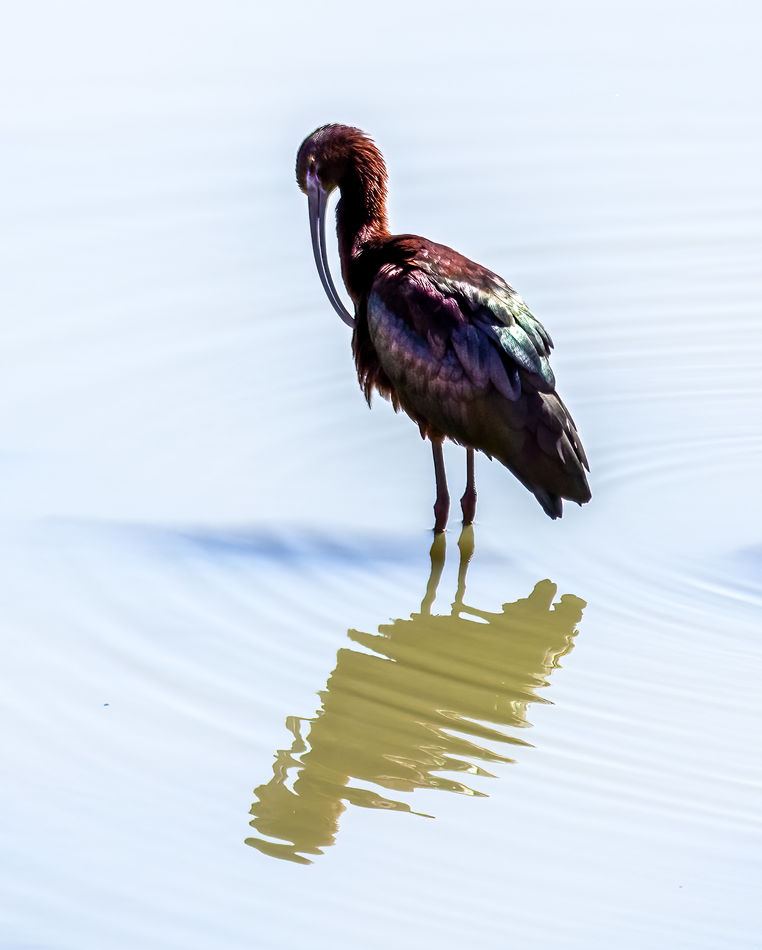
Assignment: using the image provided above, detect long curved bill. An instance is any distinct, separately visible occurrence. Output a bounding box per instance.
[306,171,355,329]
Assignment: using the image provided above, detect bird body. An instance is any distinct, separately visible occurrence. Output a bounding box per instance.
[296,124,590,529]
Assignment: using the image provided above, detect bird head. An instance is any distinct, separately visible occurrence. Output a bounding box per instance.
[296,123,385,198]
[296,125,387,328]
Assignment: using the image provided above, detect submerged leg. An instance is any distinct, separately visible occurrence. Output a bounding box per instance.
[453,524,475,615]
[420,532,446,615]
[460,448,477,525]
[431,439,450,533]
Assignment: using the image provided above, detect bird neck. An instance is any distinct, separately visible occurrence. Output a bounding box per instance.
[335,169,390,303]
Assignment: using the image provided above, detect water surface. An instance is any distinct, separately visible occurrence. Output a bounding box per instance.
[2,1,762,948]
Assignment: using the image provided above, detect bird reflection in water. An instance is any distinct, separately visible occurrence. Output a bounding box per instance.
[246,527,585,864]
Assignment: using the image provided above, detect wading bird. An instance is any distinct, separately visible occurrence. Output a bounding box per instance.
[296,124,590,531]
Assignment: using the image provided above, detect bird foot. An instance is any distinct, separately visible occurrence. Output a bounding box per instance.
[433,496,450,534]
[460,488,477,526]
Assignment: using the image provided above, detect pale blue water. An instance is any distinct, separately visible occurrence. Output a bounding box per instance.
[2,2,762,948]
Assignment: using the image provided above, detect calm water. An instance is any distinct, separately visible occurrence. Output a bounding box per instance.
[2,2,762,948]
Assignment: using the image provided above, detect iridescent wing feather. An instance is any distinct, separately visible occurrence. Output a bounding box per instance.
[360,239,590,517]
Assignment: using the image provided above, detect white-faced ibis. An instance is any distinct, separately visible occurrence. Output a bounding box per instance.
[296,124,591,531]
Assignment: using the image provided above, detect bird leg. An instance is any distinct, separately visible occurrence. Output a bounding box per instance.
[453,524,475,615]
[460,448,477,525]
[431,439,450,533]
[420,532,446,615]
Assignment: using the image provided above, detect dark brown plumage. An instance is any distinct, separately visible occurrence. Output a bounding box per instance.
[296,124,591,531]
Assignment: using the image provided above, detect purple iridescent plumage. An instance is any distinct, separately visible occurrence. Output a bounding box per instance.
[296,124,590,529]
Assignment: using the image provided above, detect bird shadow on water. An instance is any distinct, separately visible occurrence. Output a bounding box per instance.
[246,527,586,865]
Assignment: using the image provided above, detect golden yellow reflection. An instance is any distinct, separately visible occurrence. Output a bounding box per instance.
[246,527,585,864]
